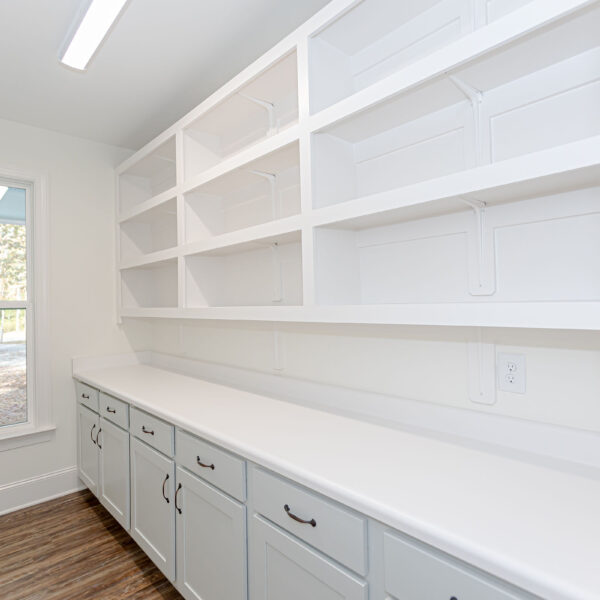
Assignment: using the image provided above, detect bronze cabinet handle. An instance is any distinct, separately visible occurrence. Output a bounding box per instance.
[96,428,102,449]
[284,504,316,527]
[106,407,116,414]
[196,456,215,470]
[162,474,170,503]
[82,394,90,399]
[90,424,97,445]
[142,426,154,435]
[175,483,182,515]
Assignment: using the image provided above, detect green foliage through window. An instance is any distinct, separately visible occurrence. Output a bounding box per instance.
[0,223,27,301]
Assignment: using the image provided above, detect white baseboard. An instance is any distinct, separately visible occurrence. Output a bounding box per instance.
[0,466,85,516]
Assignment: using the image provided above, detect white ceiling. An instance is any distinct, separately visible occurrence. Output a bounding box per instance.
[0,0,330,150]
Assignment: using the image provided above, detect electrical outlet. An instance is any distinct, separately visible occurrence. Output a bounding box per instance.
[497,353,526,394]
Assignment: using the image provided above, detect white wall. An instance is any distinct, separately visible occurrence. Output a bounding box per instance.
[149,320,600,434]
[0,118,149,506]
[1,117,598,511]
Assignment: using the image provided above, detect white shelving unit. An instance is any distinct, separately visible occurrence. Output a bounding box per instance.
[116,0,600,330]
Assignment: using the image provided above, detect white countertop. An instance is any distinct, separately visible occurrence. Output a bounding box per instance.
[74,363,600,600]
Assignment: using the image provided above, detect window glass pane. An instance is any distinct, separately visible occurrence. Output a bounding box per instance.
[0,309,27,426]
[0,186,27,301]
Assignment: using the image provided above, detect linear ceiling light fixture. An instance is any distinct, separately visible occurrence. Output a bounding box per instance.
[60,0,129,71]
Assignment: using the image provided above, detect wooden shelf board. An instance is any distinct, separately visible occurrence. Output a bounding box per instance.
[119,250,180,271]
[119,302,600,330]
[182,216,303,258]
[309,0,594,134]
[311,136,600,230]
[118,186,179,223]
[182,126,300,194]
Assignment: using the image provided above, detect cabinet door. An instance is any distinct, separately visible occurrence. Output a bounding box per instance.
[249,515,367,600]
[77,404,99,495]
[130,437,175,581]
[98,417,130,530]
[175,466,246,600]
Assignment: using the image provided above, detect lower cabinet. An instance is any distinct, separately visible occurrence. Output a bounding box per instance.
[130,436,176,582]
[76,381,536,600]
[98,417,130,530]
[249,515,368,600]
[175,466,247,600]
[77,403,99,495]
[383,532,526,600]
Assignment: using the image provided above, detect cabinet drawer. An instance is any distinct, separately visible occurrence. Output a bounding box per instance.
[176,429,246,501]
[130,408,174,457]
[384,532,525,600]
[252,467,367,576]
[76,381,99,412]
[99,392,129,430]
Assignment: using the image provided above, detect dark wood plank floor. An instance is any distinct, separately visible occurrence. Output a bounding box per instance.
[0,490,182,599]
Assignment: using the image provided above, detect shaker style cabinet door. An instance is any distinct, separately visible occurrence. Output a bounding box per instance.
[98,417,130,530]
[130,437,175,581]
[175,466,247,600]
[249,515,367,600]
[77,403,99,495]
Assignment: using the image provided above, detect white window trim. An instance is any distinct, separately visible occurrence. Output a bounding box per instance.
[0,167,53,451]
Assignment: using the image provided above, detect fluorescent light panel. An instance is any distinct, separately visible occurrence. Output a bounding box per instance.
[61,0,128,70]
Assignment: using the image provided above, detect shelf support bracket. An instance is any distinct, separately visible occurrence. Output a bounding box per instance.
[468,0,487,30]
[460,197,496,295]
[239,93,277,136]
[249,169,279,219]
[271,242,283,303]
[449,75,484,167]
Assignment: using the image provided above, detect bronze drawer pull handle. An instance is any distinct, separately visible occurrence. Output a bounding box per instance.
[96,428,102,449]
[175,483,182,515]
[162,474,170,503]
[196,456,215,470]
[90,424,97,445]
[284,504,316,527]
[82,393,90,399]
[106,407,116,413]
[142,426,154,435]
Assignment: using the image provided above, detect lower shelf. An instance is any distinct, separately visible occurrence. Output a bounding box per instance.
[119,302,600,330]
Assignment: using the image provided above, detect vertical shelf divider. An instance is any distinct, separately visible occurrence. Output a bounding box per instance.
[297,36,316,307]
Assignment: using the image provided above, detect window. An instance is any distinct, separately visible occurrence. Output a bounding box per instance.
[0,185,28,427]
[0,172,51,447]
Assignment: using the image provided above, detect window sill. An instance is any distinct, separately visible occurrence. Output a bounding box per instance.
[0,424,56,452]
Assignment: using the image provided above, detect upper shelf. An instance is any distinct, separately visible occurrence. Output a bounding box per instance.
[120,196,178,264]
[309,0,595,132]
[119,302,600,330]
[118,136,177,215]
[183,51,298,181]
[311,136,600,229]
[115,0,600,331]
[183,141,300,243]
[308,0,535,113]
[311,4,600,208]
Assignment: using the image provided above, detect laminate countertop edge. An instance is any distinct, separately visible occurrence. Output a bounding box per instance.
[73,363,600,600]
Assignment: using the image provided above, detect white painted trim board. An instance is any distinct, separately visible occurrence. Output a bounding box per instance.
[0,466,85,516]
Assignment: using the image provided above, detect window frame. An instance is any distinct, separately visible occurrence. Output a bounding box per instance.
[0,168,52,450]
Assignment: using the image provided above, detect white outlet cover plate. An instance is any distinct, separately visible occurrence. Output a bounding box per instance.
[497,352,526,394]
